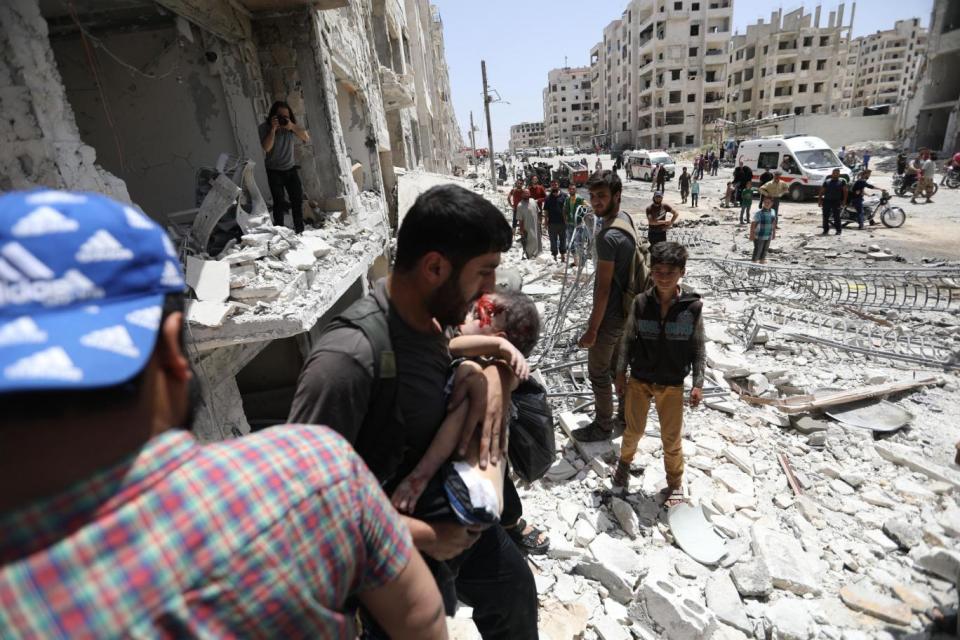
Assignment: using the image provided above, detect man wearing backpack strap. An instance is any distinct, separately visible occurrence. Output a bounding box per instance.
[574,171,651,443]
[289,185,537,639]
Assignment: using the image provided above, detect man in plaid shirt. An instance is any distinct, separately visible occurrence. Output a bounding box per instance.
[0,191,445,639]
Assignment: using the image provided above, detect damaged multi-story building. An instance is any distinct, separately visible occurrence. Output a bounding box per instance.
[724,4,852,123]
[508,121,545,152]
[843,18,927,111]
[542,66,595,148]
[590,0,733,151]
[1,0,462,439]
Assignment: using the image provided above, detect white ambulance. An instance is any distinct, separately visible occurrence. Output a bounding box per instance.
[736,135,848,201]
[624,149,677,181]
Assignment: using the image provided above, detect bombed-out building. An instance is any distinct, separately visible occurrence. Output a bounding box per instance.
[0,0,462,438]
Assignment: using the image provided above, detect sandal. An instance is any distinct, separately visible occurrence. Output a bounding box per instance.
[659,486,686,509]
[612,461,630,488]
[504,518,550,555]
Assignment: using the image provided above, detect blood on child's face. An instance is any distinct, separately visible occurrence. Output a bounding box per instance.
[460,294,504,336]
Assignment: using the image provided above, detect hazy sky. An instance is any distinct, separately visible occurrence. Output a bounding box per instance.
[432,0,934,151]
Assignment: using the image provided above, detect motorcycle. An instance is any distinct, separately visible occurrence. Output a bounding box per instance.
[894,172,939,198]
[841,191,905,229]
[943,168,960,189]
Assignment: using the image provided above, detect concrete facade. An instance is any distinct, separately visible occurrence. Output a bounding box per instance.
[725,4,852,124]
[509,121,545,151]
[0,0,461,440]
[591,0,733,152]
[542,66,594,147]
[910,0,960,152]
[845,19,927,110]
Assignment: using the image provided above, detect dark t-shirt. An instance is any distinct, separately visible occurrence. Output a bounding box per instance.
[595,211,636,325]
[850,179,875,202]
[544,192,567,224]
[288,280,452,489]
[258,122,296,171]
[822,177,846,202]
[678,173,691,189]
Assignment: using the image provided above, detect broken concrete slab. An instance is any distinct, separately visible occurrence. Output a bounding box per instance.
[730,557,773,597]
[839,583,913,626]
[938,506,960,538]
[914,547,960,582]
[185,300,234,328]
[611,497,641,539]
[538,600,589,640]
[591,614,631,640]
[892,582,935,613]
[544,458,578,482]
[668,503,727,566]
[722,446,754,476]
[874,441,960,489]
[299,234,332,258]
[762,598,814,640]
[705,571,751,634]
[641,574,717,640]
[750,523,821,596]
[882,518,922,550]
[186,257,230,303]
[790,415,830,434]
[711,464,755,496]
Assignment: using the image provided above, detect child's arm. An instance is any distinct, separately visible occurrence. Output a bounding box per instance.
[749,221,757,240]
[689,313,705,406]
[391,362,477,514]
[450,335,529,380]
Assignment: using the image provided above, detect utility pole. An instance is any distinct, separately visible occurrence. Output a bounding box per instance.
[481,60,496,187]
[469,111,477,168]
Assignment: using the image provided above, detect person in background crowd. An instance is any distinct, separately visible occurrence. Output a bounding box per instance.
[849,170,881,229]
[260,101,311,234]
[595,157,603,173]
[732,160,752,206]
[572,171,637,443]
[819,167,848,235]
[508,179,525,231]
[739,183,754,225]
[289,185,537,639]
[711,155,720,176]
[758,171,789,216]
[0,191,445,640]
[564,183,586,260]
[912,149,936,205]
[646,191,678,245]
[690,176,700,208]
[758,167,773,186]
[897,151,908,175]
[750,195,778,263]
[517,190,539,260]
[544,180,568,263]
[862,150,871,170]
[655,163,668,192]
[678,167,691,204]
[529,175,547,216]
[650,164,660,192]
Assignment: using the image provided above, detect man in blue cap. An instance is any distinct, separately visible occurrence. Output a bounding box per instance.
[0,190,444,638]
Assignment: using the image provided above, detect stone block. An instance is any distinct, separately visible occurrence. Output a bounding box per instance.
[751,524,821,596]
[874,441,960,489]
[892,582,935,613]
[186,257,230,302]
[611,497,641,539]
[705,571,751,633]
[915,547,960,582]
[642,574,718,640]
[762,598,814,640]
[730,557,773,597]
[592,614,631,640]
[839,583,913,626]
[882,518,922,550]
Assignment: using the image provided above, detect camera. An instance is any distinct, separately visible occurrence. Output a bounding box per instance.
[277,115,289,127]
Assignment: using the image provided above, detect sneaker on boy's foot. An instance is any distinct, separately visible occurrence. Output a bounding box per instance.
[571,421,613,442]
[612,460,631,488]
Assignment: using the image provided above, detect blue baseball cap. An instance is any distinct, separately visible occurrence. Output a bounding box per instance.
[0,190,186,392]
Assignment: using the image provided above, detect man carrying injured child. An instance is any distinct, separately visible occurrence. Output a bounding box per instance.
[391,290,540,529]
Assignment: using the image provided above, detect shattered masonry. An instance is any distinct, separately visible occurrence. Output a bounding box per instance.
[0,0,464,439]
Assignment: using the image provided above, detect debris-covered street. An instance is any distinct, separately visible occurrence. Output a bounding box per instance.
[409,155,960,640]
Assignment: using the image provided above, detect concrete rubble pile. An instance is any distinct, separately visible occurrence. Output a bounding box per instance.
[483,200,960,639]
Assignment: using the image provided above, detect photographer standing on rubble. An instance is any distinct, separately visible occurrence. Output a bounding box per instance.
[0,190,444,639]
[260,100,311,234]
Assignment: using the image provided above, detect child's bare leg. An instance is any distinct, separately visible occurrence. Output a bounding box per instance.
[391,400,469,514]
[460,423,506,516]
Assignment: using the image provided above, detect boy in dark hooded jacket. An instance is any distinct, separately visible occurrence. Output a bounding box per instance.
[612,242,704,506]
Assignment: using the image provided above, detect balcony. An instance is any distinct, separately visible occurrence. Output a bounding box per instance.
[379,66,416,110]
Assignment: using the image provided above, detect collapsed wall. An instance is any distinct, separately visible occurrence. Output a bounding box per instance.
[0,0,462,439]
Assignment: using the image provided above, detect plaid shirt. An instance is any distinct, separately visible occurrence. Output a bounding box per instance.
[0,426,412,639]
[752,208,777,240]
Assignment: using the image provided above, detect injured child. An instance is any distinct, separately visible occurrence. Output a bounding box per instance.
[390,290,540,528]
